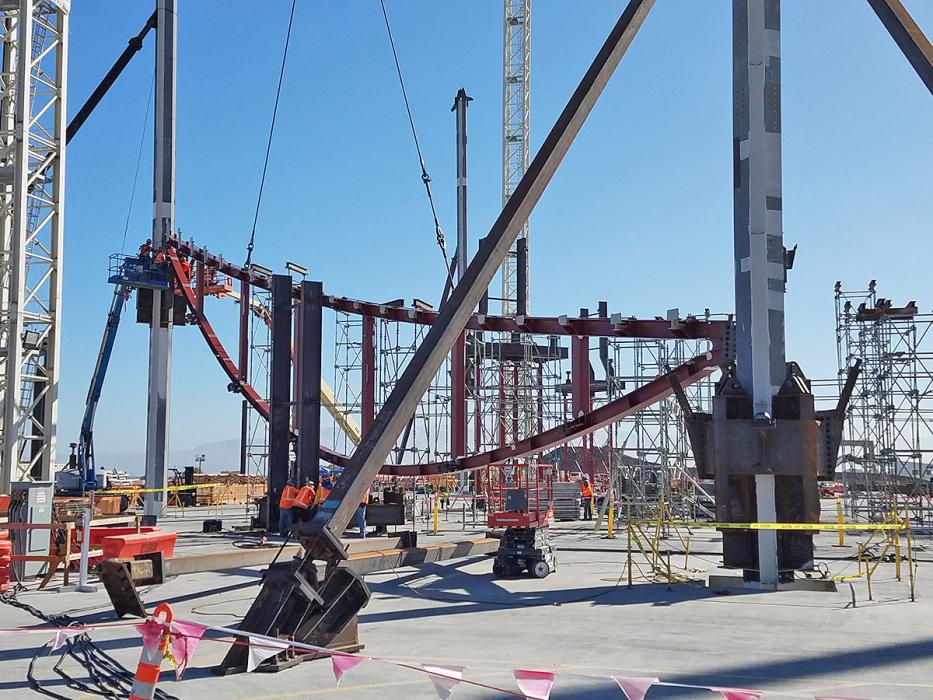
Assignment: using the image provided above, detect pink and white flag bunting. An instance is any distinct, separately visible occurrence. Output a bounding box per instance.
[514,669,557,700]
[612,675,660,700]
[169,620,207,679]
[715,688,764,700]
[423,663,465,699]
[246,635,289,673]
[51,628,83,652]
[331,653,367,685]
[134,619,166,655]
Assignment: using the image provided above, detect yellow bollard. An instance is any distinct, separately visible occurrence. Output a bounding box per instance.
[836,498,844,547]
[607,495,615,539]
[895,531,902,581]
[627,518,633,589]
[907,531,916,602]
[433,493,439,535]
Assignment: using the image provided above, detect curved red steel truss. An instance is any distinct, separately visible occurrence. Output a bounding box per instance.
[167,246,727,476]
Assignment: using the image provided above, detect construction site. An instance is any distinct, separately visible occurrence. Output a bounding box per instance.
[0,1,932,698]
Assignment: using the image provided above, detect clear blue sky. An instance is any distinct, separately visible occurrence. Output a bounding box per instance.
[61,1,933,466]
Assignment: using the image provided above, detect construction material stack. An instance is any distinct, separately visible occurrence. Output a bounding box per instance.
[552,480,581,521]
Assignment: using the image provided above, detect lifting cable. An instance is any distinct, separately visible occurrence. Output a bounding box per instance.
[244,0,298,269]
[379,0,455,293]
[120,76,154,256]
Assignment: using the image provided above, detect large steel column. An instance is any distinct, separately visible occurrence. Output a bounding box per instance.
[269,274,293,519]
[296,281,322,486]
[143,0,176,521]
[733,0,783,585]
[0,0,68,491]
[451,88,470,465]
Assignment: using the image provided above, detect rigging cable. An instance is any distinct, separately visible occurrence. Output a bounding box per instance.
[120,76,154,255]
[379,0,456,293]
[244,0,298,268]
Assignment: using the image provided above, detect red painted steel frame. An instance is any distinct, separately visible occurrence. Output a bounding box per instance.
[168,237,729,342]
[168,248,722,477]
[361,315,376,436]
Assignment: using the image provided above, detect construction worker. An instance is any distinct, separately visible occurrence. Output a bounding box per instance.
[314,477,332,508]
[278,479,298,535]
[357,486,370,538]
[579,477,593,520]
[178,252,192,279]
[138,239,152,261]
[439,483,450,510]
[292,478,315,523]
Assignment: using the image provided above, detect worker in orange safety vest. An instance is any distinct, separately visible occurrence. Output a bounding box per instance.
[292,478,316,523]
[579,477,593,521]
[278,479,298,535]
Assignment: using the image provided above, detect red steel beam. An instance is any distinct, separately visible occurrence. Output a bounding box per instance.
[238,278,249,382]
[379,350,719,476]
[168,238,728,343]
[169,253,721,478]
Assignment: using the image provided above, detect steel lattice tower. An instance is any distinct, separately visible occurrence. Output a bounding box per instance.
[500,0,530,316]
[0,0,68,491]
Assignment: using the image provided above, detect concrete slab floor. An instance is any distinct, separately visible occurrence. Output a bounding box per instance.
[0,506,930,699]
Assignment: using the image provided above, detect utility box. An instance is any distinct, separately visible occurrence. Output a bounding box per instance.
[9,481,54,580]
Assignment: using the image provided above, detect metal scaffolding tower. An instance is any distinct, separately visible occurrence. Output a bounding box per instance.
[500,0,530,317]
[0,0,68,491]
[835,281,933,528]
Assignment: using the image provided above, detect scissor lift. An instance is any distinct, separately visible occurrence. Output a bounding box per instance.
[487,463,557,578]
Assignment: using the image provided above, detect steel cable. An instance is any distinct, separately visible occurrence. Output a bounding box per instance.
[244,0,298,268]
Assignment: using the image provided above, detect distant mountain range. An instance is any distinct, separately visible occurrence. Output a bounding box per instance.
[93,438,241,477]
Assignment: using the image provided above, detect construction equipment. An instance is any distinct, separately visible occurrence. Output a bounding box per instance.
[59,284,129,494]
[487,463,556,578]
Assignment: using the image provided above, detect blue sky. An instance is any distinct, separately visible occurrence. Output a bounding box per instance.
[61,1,933,467]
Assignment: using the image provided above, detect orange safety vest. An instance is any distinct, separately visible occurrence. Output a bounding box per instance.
[579,481,593,498]
[279,485,298,509]
[314,486,331,506]
[293,485,315,509]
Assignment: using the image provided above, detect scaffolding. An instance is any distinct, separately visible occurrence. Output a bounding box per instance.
[242,285,272,488]
[835,281,933,528]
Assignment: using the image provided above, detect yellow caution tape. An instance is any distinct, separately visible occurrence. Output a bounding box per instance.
[93,483,222,496]
[634,520,907,532]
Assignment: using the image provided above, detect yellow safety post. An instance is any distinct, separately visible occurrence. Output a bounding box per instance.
[836,498,844,546]
[907,530,916,602]
[607,494,615,539]
[864,544,873,601]
[433,493,439,536]
[895,530,902,581]
[666,548,672,591]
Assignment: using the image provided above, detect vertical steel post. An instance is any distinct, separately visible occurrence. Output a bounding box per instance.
[451,332,466,459]
[361,316,376,436]
[143,0,176,522]
[297,281,322,486]
[733,0,783,585]
[452,88,472,279]
[269,275,293,521]
[238,279,249,381]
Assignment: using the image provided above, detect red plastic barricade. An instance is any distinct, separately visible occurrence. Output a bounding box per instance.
[101,532,176,560]
[0,538,11,592]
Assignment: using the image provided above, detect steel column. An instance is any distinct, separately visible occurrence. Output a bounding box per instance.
[452,88,472,280]
[297,281,322,486]
[143,0,176,521]
[361,315,376,435]
[238,279,249,381]
[451,331,466,459]
[733,0,783,585]
[269,274,293,519]
[310,0,656,538]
